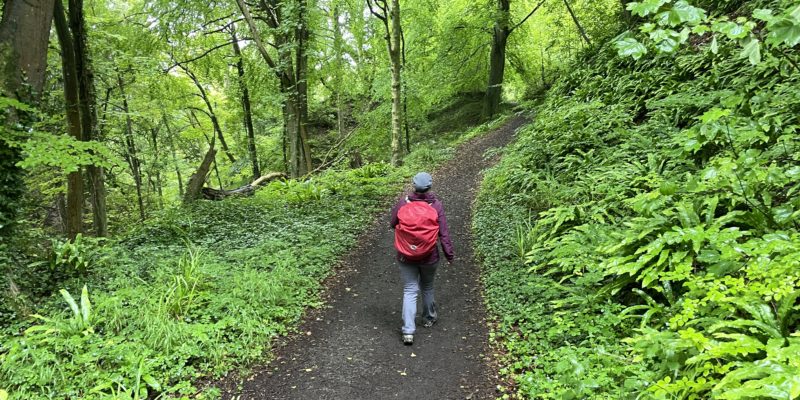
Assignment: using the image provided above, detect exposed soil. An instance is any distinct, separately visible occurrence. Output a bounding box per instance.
[218,115,528,400]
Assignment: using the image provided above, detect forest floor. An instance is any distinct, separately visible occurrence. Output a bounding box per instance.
[217,114,528,399]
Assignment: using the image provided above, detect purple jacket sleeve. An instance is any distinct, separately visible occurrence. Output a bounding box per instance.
[433,200,455,261]
[390,197,404,229]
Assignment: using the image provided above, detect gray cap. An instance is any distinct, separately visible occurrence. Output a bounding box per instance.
[412,172,432,192]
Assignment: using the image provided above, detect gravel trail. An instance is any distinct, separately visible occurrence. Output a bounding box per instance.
[221,115,527,400]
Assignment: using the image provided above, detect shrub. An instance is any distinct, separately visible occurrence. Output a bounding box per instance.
[475,0,800,397]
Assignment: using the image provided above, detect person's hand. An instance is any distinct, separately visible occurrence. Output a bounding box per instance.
[446,258,454,266]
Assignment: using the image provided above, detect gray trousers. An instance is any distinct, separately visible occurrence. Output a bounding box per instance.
[399,262,438,334]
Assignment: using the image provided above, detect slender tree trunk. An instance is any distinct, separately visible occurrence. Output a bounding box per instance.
[620,0,633,24]
[163,115,184,197]
[68,0,107,237]
[117,73,146,222]
[368,0,403,165]
[0,0,56,237]
[484,0,510,119]
[98,86,112,135]
[401,28,410,154]
[388,0,403,166]
[234,0,309,177]
[86,157,107,235]
[540,46,546,87]
[296,0,312,175]
[332,6,345,138]
[173,147,184,197]
[564,0,591,46]
[150,127,163,208]
[277,30,308,178]
[282,120,288,174]
[180,65,236,164]
[282,80,301,177]
[54,0,84,240]
[231,28,260,180]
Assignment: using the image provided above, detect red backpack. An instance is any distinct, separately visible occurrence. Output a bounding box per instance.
[394,197,439,261]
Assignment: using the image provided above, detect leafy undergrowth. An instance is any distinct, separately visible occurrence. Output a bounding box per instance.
[475,1,800,399]
[0,114,509,399]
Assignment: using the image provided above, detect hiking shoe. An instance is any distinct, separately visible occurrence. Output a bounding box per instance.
[422,319,437,328]
[402,334,414,345]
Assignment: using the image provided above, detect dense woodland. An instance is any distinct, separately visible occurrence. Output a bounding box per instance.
[1,0,799,398]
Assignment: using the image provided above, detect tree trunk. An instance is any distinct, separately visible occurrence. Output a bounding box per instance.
[388,0,403,166]
[68,0,107,237]
[54,0,84,240]
[163,115,184,197]
[0,0,54,102]
[117,73,146,222]
[180,64,236,164]
[401,27,410,154]
[564,0,591,46]
[235,0,310,177]
[234,0,310,177]
[201,172,286,200]
[277,32,308,178]
[282,81,302,177]
[296,0,312,175]
[332,6,345,138]
[484,0,510,119]
[0,0,56,237]
[540,46,546,87]
[184,147,217,203]
[150,127,163,208]
[620,0,633,24]
[231,28,260,180]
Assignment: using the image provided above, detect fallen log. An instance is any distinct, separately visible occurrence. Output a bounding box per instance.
[201,172,287,200]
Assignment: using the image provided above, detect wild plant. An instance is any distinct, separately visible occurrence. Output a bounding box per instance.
[89,358,161,400]
[403,146,454,166]
[513,218,534,262]
[351,162,391,178]
[159,247,205,319]
[474,2,800,397]
[30,234,101,280]
[27,285,93,337]
[277,179,326,202]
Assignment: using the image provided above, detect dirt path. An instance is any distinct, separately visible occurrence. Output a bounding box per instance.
[220,115,527,400]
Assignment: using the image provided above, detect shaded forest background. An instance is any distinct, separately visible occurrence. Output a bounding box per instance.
[1,0,620,240]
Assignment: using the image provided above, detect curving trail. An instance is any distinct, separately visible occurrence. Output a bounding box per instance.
[220,115,527,400]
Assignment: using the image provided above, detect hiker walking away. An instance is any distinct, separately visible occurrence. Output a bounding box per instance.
[390,172,454,345]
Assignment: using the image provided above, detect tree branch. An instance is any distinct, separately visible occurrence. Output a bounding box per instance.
[235,0,282,77]
[509,0,547,33]
[203,18,245,36]
[188,106,212,119]
[311,127,358,174]
[366,0,387,22]
[164,39,252,72]
[257,0,280,28]
[201,13,235,30]
[563,0,591,45]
